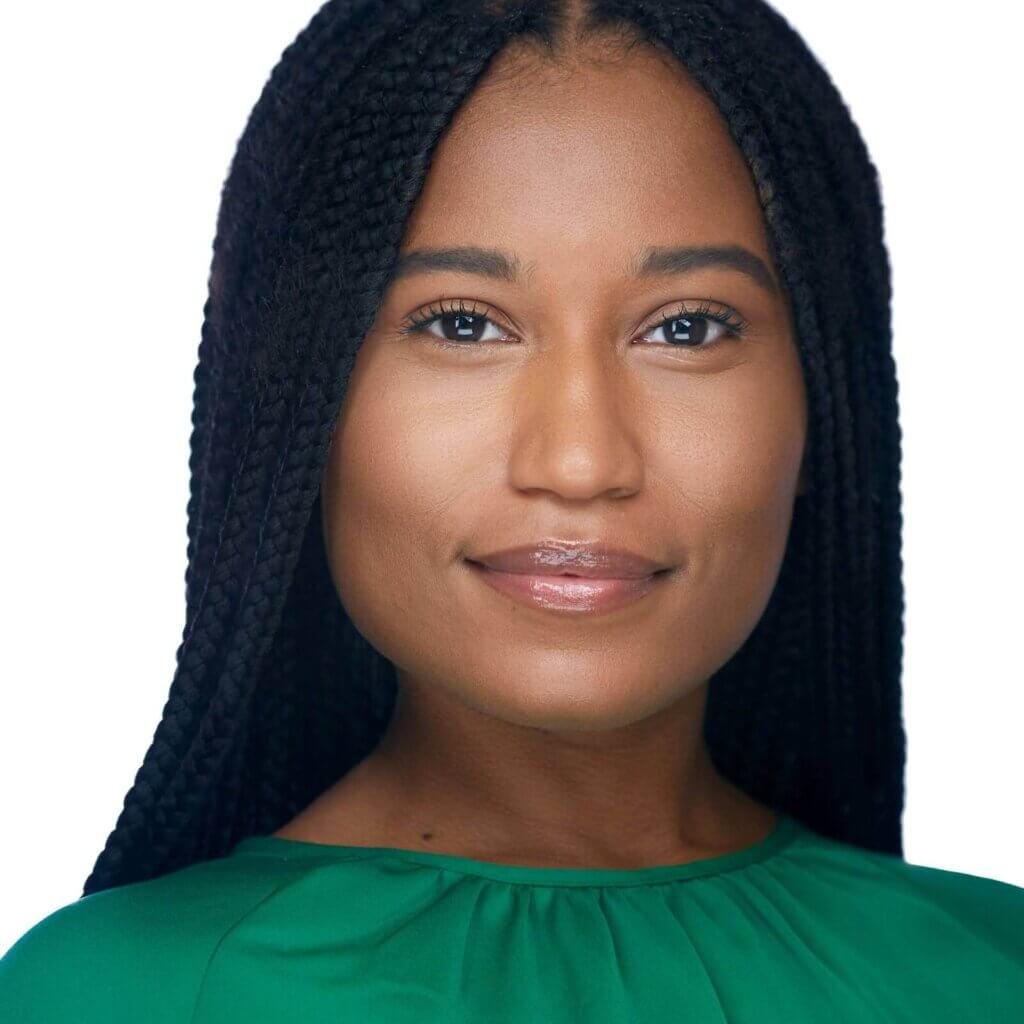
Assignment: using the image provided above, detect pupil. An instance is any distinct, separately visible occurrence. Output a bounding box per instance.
[443,312,485,342]
[667,316,707,345]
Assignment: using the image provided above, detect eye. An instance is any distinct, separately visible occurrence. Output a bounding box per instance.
[636,300,748,351]
[398,297,749,351]
[398,298,508,345]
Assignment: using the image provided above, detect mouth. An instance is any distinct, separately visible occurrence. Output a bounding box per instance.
[463,558,674,615]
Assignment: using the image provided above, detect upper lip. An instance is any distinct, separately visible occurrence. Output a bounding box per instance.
[466,540,671,578]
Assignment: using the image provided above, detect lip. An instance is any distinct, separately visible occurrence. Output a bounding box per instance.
[463,541,675,615]
[467,541,670,578]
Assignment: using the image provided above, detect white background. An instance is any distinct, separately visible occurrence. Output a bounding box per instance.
[2,1,1021,953]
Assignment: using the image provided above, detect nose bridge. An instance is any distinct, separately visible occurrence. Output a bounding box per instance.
[507,331,644,501]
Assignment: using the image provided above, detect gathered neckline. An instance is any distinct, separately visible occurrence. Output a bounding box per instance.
[230,812,803,888]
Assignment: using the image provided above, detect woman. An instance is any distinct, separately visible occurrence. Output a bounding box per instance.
[3,0,1022,1019]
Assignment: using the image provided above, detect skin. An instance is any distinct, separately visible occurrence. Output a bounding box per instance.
[274,35,809,869]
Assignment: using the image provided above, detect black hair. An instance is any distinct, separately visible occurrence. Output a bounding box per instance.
[82,0,903,897]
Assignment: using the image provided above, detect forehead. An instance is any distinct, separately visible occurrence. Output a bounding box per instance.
[400,42,771,267]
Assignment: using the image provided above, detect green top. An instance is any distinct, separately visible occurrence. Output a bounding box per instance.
[2,813,1023,1021]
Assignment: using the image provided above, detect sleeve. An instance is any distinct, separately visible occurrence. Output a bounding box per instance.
[0,889,211,1023]
[0,858,290,1024]
[902,860,1024,963]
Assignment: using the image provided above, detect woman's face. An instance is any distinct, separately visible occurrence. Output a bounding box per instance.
[322,42,807,734]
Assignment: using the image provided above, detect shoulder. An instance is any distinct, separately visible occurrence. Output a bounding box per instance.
[785,824,1024,964]
[0,850,300,1023]
[883,851,1024,956]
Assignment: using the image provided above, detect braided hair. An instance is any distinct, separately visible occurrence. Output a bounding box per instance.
[82,0,903,897]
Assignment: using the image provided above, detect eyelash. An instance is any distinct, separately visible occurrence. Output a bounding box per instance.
[396,297,749,351]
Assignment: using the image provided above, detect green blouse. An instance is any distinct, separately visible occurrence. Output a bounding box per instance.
[2,813,1023,1021]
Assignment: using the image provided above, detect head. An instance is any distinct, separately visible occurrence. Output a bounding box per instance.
[322,31,807,735]
[84,0,904,895]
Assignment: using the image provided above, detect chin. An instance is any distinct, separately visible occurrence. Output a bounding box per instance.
[463,682,672,735]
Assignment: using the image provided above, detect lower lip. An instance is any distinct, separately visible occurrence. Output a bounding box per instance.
[465,560,670,614]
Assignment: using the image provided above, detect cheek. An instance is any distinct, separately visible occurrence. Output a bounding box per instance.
[321,351,503,646]
[652,364,805,643]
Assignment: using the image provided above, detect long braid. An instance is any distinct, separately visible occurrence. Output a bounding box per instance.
[83,0,905,896]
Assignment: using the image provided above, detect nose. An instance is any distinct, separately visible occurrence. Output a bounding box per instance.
[506,338,644,503]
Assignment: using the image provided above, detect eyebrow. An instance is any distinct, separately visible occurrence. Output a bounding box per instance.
[631,244,778,295]
[390,243,778,295]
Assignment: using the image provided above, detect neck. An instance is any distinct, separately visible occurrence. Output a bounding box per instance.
[278,673,777,867]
